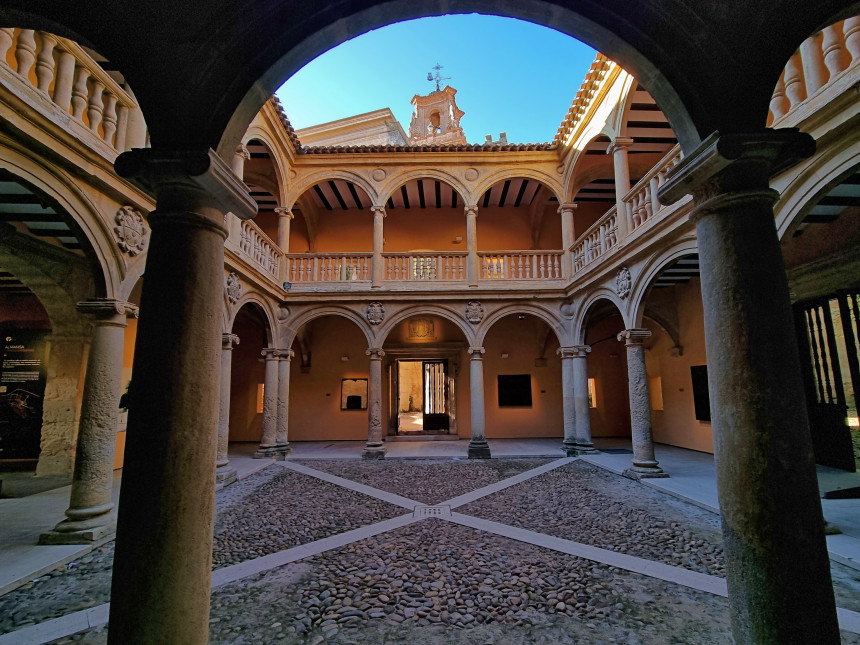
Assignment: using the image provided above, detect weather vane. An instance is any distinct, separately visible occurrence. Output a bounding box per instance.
[426,63,451,92]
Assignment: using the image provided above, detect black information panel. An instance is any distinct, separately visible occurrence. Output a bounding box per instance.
[0,331,48,459]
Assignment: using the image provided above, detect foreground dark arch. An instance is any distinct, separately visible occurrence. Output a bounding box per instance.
[3,1,859,154]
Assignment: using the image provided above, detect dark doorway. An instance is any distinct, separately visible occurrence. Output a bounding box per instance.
[396,359,450,434]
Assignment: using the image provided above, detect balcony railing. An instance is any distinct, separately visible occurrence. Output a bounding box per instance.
[286,253,372,283]
[623,145,683,233]
[383,252,467,281]
[0,28,148,153]
[479,251,563,280]
[239,220,281,280]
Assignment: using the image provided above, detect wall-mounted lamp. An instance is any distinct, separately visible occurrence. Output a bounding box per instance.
[283,282,292,290]
[453,236,463,244]
[341,355,350,362]
[501,352,510,359]
[518,313,525,320]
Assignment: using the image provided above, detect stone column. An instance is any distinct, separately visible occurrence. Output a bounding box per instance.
[254,347,281,458]
[275,349,294,456]
[572,345,597,453]
[617,329,667,478]
[558,346,577,455]
[371,205,386,288]
[468,346,490,458]
[658,131,839,644]
[216,333,239,484]
[558,202,577,278]
[363,348,386,459]
[275,206,293,251]
[231,142,250,179]
[607,136,634,237]
[465,204,479,287]
[39,299,138,545]
[109,148,257,645]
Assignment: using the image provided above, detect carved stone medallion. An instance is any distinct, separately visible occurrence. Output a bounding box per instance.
[465,300,484,324]
[408,317,435,340]
[225,272,241,304]
[277,304,290,323]
[114,205,147,256]
[615,267,632,299]
[366,301,385,325]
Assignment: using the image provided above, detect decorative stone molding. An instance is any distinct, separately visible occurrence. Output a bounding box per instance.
[261,347,280,359]
[276,304,290,323]
[235,143,250,161]
[371,205,386,218]
[465,300,484,324]
[408,318,435,340]
[365,301,384,325]
[371,169,386,182]
[468,346,485,358]
[557,345,590,359]
[77,298,139,320]
[114,205,148,256]
[557,202,577,215]
[464,168,478,181]
[222,333,239,350]
[225,272,241,304]
[365,347,386,360]
[615,267,632,299]
[606,136,634,156]
[274,206,293,219]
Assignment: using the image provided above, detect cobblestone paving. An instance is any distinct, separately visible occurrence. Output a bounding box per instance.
[213,467,406,567]
[460,461,726,577]
[296,458,554,505]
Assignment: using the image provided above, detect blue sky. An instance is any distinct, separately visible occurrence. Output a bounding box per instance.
[276,15,596,145]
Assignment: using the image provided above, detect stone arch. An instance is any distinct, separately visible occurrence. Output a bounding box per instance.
[614,74,642,138]
[0,139,121,299]
[475,303,568,347]
[773,135,860,239]
[227,291,278,346]
[375,304,475,347]
[472,169,564,205]
[283,305,374,348]
[629,236,700,327]
[573,289,630,344]
[563,133,614,202]
[378,169,470,208]
[287,170,379,210]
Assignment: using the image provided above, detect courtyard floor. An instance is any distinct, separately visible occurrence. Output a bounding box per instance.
[1,441,860,643]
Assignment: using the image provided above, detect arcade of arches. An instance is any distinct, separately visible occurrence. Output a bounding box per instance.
[1,3,860,644]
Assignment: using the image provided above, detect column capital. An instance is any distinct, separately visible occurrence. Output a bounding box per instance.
[274,206,294,219]
[617,329,652,345]
[366,347,385,360]
[235,143,250,161]
[657,130,815,214]
[277,348,295,361]
[557,345,591,359]
[371,205,387,218]
[261,347,280,360]
[115,148,257,222]
[468,346,485,358]
[77,299,139,323]
[557,202,578,215]
[221,333,239,349]
[464,204,479,217]
[606,137,634,155]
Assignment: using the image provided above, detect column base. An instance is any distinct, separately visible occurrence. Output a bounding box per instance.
[623,465,669,480]
[362,443,386,460]
[468,440,491,459]
[215,467,238,486]
[573,444,599,456]
[39,522,115,545]
[562,440,578,457]
[276,443,292,459]
[253,446,280,459]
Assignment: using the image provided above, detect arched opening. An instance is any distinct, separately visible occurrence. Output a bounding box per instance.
[381,313,469,439]
[227,303,272,447]
[288,313,371,441]
[580,298,630,445]
[482,312,563,439]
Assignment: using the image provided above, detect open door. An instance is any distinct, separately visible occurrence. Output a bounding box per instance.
[422,360,449,430]
[396,359,450,434]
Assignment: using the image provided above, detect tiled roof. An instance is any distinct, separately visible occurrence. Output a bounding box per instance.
[552,54,612,146]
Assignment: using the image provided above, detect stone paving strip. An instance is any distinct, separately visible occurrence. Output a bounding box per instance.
[296,457,557,505]
[3,457,860,644]
[460,460,726,577]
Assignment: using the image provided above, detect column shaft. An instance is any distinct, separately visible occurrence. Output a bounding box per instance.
[468,347,490,458]
[609,137,634,237]
[558,347,577,455]
[371,206,385,288]
[558,203,576,278]
[254,349,280,458]
[216,334,239,484]
[108,148,256,645]
[572,346,596,452]
[465,206,479,287]
[619,330,667,478]
[275,207,292,251]
[276,349,293,456]
[363,348,385,458]
[40,300,137,544]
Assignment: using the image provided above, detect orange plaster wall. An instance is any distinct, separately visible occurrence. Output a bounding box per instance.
[536,204,563,249]
[572,202,610,239]
[477,206,534,250]
[228,314,266,442]
[289,316,370,441]
[645,280,714,453]
[585,315,631,437]
[482,316,563,438]
[384,207,466,252]
[114,317,138,469]
[314,210,373,252]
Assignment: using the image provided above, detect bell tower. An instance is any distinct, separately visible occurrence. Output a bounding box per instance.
[408,64,467,146]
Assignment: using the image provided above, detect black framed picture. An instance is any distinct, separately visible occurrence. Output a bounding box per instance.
[498,374,532,407]
[690,365,711,421]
